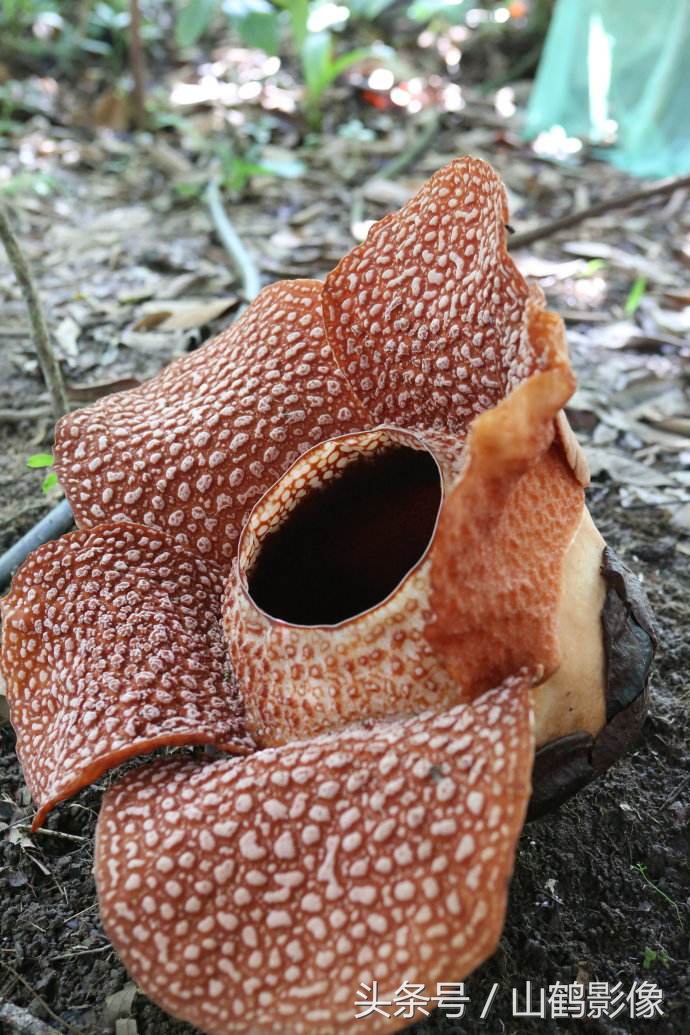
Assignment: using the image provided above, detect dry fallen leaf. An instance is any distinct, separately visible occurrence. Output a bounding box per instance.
[585,447,676,487]
[104,982,138,1027]
[649,303,690,336]
[361,178,416,207]
[133,297,237,332]
[54,315,81,358]
[670,503,690,531]
[115,1021,138,1035]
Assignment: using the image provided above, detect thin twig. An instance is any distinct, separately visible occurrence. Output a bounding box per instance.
[11,823,87,844]
[128,0,147,129]
[659,772,690,809]
[0,962,85,1035]
[205,179,261,303]
[509,172,690,249]
[0,204,69,421]
[372,113,440,183]
[61,904,98,925]
[50,945,111,962]
[351,113,441,231]
[632,863,683,924]
[0,405,52,423]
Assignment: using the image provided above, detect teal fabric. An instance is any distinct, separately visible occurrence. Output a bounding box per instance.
[524,0,690,177]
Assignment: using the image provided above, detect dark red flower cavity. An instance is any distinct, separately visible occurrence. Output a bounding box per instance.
[54,280,369,572]
[0,523,254,828]
[247,440,442,627]
[223,427,464,748]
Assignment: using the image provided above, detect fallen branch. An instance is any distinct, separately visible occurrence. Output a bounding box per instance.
[0,405,52,424]
[509,172,690,249]
[0,1001,62,1035]
[205,180,261,303]
[0,204,69,420]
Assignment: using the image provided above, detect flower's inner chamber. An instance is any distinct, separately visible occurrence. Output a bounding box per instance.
[248,445,442,626]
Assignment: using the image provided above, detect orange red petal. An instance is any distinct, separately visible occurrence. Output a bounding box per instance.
[0,523,254,828]
[426,302,584,696]
[323,157,535,436]
[95,676,533,1035]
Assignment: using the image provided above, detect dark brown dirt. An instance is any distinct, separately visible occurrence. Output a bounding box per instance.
[1,482,688,1035]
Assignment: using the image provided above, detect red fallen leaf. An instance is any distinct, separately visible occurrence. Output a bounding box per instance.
[359,88,393,110]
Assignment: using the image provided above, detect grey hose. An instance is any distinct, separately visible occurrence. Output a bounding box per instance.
[0,499,74,591]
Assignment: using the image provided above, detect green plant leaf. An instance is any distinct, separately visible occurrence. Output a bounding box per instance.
[41,471,58,493]
[174,180,204,199]
[624,275,647,316]
[406,0,468,23]
[581,258,607,276]
[328,45,370,83]
[302,32,368,95]
[236,10,280,53]
[347,0,397,18]
[276,0,309,52]
[176,0,217,47]
[27,453,54,469]
[301,30,332,103]
[0,171,58,197]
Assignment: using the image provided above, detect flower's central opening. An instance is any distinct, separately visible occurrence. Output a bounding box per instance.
[247,444,442,626]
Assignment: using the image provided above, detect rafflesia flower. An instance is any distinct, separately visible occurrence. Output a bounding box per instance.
[0,159,654,1035]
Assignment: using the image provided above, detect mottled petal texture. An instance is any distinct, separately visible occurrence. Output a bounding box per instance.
[0,155,618,1035]
[0,524,254,827]
[54,280,368,571]
[95,677,533,1035]
[323,157,536,436]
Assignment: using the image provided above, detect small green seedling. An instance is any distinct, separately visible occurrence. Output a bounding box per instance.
[27,452,59,493]
[624,275,647,316]
[300,31,370,129]
[580,258,607,277]
[642,946,670,971]
[633,863,682,923]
